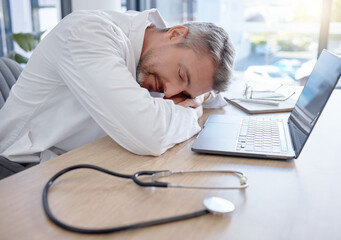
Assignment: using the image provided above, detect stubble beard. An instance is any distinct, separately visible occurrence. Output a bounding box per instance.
[136,49,155,86]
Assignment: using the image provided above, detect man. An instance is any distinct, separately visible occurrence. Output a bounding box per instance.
[0,9,234,178]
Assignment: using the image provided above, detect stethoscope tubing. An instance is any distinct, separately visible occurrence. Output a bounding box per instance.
[42,164,211,234]
[42,164,247,234]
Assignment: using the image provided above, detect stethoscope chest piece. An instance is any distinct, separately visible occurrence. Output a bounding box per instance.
[203,196,235,215]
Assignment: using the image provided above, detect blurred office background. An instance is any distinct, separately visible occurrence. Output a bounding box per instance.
[1,0,340,86]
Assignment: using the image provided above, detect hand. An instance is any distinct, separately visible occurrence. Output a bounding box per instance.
[168,94,188,105]
[172,92,210,108]
[169,92,209,119]
[167,92,209,118]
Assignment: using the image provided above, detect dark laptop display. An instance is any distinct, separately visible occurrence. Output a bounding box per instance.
[289,51,341,157]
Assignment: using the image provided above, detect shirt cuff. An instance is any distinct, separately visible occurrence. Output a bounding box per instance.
[203,91,228,108]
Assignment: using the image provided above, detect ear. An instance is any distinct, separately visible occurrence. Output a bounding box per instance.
[167,26,189,40]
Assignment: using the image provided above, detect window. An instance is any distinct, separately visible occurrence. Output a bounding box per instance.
[0,0,13,56]
[2,0,59,59]
[328,0,341,53]
[136,0,339,86]
[31,0,58,32]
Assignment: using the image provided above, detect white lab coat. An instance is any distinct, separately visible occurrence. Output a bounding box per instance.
[0,9,205,163]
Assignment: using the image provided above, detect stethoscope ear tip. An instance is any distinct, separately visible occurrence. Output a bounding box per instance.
[240,176,248,186]
[203,196,235,215]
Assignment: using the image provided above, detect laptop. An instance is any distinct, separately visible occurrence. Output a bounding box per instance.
[192,50,341,160]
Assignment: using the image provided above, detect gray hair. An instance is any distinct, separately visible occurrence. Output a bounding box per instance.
[155,22,235,92]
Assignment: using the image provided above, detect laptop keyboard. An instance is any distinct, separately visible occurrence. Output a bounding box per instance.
[236,118,288,154]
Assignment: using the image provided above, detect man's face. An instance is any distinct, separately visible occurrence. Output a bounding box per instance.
[137,44,215,100]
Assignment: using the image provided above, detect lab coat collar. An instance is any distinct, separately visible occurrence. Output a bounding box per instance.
[128,9,167,66]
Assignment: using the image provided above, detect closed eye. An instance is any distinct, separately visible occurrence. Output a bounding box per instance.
[178,68,187,85]
[178,68,183,81]
[178,68,192,98]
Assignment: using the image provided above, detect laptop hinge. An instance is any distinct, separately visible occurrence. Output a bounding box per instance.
[288,117,303,158]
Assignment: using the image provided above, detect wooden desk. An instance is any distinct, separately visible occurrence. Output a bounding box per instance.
[1,90,341,240]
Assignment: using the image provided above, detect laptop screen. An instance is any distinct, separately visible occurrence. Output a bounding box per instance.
[288,50,341,157]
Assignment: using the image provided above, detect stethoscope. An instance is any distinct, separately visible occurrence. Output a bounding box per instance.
[43,164,248,234]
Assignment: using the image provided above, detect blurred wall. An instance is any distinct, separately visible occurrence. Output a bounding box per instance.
[71,0,121,11]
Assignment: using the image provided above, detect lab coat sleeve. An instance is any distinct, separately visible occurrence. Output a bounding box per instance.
[57,17,201,156]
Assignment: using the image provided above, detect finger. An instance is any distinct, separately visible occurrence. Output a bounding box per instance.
[179,98,202,108]
[177,98,196,107]
[169,95,187,104]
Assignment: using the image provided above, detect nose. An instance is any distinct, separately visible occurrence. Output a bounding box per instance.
[163,82,184,99]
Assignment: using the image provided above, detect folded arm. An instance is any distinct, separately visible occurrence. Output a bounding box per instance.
[57,18,201,156]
